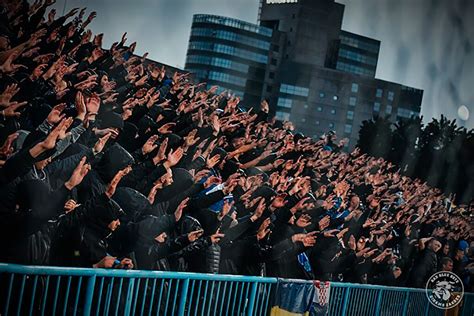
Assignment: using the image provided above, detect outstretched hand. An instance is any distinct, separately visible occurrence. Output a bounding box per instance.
[175,197,189,222]
[106,166,132,198]
[65,156,91,190]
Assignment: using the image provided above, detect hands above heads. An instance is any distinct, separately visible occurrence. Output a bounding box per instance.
[65,157,91,190]
[148,169,173,204]
[105,166,132,198]
[292,231,317,247]
[257,218,272,240]
[175,197,189,222]
[210,228,225,244]
[29,117,73,158]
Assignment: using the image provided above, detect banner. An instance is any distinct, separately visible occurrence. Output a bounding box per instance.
[270,279,331,316]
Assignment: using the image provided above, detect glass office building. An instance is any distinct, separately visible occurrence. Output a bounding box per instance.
[185,14,274,108]
[335,31,380,77]
[183,1,423,150]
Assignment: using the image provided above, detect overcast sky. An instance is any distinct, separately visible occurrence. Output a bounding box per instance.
[52,0,474,128]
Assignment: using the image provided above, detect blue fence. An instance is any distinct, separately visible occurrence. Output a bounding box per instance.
[0,263,472,316]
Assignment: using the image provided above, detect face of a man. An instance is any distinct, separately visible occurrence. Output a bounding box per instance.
[442,261,453,272]
[350,196,360,209]
[232,137,245,148]
[100,75,109,87]
[443,244,450,255]
[393,267,402,278]
[455,249,464,260]
[430,240,442,253]
[357,237,367,251]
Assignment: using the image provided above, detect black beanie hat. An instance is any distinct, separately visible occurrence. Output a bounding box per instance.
[98,111,124,130]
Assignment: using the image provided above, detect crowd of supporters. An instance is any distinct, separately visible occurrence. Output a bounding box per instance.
[0,0,472,291]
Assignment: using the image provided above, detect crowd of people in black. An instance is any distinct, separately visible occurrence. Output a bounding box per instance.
[0,0,473,291]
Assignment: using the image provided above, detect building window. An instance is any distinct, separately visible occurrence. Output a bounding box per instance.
[275,111,290,121]
[373,102,381,112]
[208,71,246,87]
[388,91,394,101]
[266,85,272,92]
[336,61,375,77]
[346,110,354,120]
[349,97,356,106]
[280,83,309,97]
[189,27,271,50]
[269,72,275,79]
[287,40,291,46]
[290,27,293,32]
[272,44,279,52]
[317,106,323,112]
[277,97,293,109]
[351,83,359,93]
[319,92,325,98]
[397,108,418,118]
[271,58,277,66]
[386,105,392,115]
[186,54,249,73]
[188,41,268,63]
[376,88,383,98]
[333,95,339,101]
[344,124,352,134]
[329,122,335,129]
[330,108,336,115]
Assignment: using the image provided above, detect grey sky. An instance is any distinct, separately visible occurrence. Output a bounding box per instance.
[52,0,474,128]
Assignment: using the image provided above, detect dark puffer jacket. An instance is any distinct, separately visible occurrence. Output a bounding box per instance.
[188,208,221,273]
[408,248,438,288]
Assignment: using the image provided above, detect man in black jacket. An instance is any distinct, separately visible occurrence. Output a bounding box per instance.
[408,238,442,288]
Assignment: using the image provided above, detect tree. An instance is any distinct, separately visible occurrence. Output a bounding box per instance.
[357,116,393,159]
[388,116,423,177]
[357,115,474,203]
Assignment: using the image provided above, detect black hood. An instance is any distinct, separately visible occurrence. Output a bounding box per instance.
[137,115,158,135]
[135,215,174,243]
[117,122,139,152]
[96,144,134,183]
[211,147,227,160]
[251,185,277,204]
[93,198,125,225]
[136,216,163,243]
[153,168,194,203]
[16,179,50,212]
[164,133,183,154]
[97,111,124,130]
[112,187,150,223]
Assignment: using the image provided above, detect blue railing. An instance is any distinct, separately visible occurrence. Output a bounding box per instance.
[0,263,472,316]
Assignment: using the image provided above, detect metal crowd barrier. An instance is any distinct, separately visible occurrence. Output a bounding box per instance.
[0,263,472,316]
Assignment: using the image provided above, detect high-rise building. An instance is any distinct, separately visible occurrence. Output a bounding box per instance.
[184,14,279,107]
[327,31,380,77]
[185,1,423,149]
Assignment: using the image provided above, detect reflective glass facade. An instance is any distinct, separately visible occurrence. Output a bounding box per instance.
[185,14,273,107]
[183,2,423,150]
[279,84,309,97]
[191,28,271,50]
[193,14,272,37]
[186,55,249,73]
[188,42,268,64]
[335,31,380,77]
